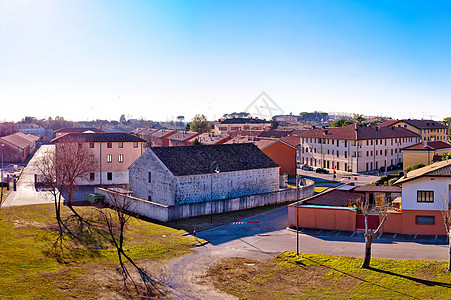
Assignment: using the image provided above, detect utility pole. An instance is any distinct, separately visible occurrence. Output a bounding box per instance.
[296,174,300,255]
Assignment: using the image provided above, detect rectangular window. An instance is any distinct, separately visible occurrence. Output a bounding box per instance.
[118,154,124,163]
[416,216,434,225]
[344,151,347,158]
[133,142,138,148]
[89,142,94,148]
[417,191,434,203]
[118,142,123,148]
[107,142,112,148]
[148,195,152,201]
[148,172,152,183]
[107,154,112,163]
[107,172,112,181]
[89,173,95,181]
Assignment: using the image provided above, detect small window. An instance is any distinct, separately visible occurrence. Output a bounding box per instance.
[107,172,112,181]
[89,173,95,181]
[107,142,112,148]
[118,154,124,163]
[89,155,95,162]
[416,216,434,225]
[107,154,112,163]
[148,195,152,201]
[133,142,138,148]
[118,142,123,148]
[148,172,152,183]
[89,142,94,148]
[417,191,434,203]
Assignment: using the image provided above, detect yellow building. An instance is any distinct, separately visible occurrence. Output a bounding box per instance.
[386,119,448,142]
[401,141,451,169]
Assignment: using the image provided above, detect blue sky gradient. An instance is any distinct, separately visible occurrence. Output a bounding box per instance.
[1,0,450,121]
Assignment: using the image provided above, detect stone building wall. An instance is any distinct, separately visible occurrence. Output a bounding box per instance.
[174,167,279,205]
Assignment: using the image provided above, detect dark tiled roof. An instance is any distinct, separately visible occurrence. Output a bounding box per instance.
[401,141,451,151]
[298,124,420,140]
[395,119,448,130]
[0,132,37,149]
[51,132,146,143]
[152,129,175,138]
[220,118,271,125]
[54,127,104,133]
[395,160,451,185]
[258,129,293,138]
[149,143,279,176]
[302,190,364,207]
[354,186,401,193]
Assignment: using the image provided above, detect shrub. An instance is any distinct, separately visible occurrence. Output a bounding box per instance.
[398,171,404,177]
[388,177,399,186]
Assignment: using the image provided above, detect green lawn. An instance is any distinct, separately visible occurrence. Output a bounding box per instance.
[0,204,198,299]
[208,252,451,299]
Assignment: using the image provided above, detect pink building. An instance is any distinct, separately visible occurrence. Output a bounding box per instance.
[52,132,145,185]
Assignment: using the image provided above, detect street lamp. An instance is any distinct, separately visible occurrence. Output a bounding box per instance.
[210,161,220,224]
[296,174,301,255]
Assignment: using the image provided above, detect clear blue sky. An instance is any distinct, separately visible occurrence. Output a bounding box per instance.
[1,0,450,122]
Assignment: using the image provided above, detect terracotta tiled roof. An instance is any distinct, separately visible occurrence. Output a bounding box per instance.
[0,132,38,149]
[51,132,145,143]
[228,130,264,138]
[152,129,175,138]
[298,124,420,140]
[389,119,447,130]
[395,160,451,185]
[401,141,451,151]
[168,131,199,142]
[280,135,301,147]
[380,120,398,127]
[194,133,231,145]
[302,189,364,207]
[258,129,293,139]
[148,143,279,176]
[353,186,401,193]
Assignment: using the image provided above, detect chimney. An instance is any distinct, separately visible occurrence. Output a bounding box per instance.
[323,130,328,135]
[424,141,428,148]
[376,126,380,131]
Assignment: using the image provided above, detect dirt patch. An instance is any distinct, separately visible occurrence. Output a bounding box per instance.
[415,262,446,280]
[13,219,48,229]
[206,257,336,299]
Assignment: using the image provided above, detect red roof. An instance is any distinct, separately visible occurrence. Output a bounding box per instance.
[280,135,300,146]
[228,130,263,138]
[298,124,420,140]
[401,141,451,151]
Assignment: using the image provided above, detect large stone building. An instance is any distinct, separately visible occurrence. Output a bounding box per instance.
[52,132,146,185]
[129,143,280,206]
[298,124,420,173]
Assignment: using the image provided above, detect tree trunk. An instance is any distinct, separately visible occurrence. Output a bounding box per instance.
[361,235,373,268]
[448,231,451,272]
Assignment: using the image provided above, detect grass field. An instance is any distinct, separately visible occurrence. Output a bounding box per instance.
[0,204,198,299]
[208,252,451,299]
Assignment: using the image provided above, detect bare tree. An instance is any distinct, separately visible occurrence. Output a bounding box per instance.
[98,190,158,296]
[53,138,98,210]
[360,197,391,269]
[439,196,451,272]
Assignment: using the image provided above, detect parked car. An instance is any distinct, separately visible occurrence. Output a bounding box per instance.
[315,168,329,174]
[396,162,403,169]
[379,166,386,172]
[387,165,396,171]
[300,164,313,171]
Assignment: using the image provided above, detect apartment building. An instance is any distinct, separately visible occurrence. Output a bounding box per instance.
[298,124,420,173]
[383,119,448,142]
[215,118,271,134]
[52,132,145,185]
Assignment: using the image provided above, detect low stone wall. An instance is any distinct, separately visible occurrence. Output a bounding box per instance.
[96,179,314,222]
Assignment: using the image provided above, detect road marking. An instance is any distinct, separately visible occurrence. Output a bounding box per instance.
[377,233,382,239]
[393,234,397,239]
[317,230,323,234]
[335,231,341,236]
[351,232,356,237]
[413,234,417,240]
[435,235,438,240]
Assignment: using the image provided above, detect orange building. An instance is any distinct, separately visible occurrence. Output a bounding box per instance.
[254,140,297,176]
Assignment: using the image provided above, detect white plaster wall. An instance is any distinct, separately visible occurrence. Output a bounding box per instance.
[76,172,129,185]
[401,177,451,210]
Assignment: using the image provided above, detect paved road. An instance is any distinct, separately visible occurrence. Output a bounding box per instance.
[162,206,449,299]
[2,145,56,207]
